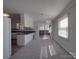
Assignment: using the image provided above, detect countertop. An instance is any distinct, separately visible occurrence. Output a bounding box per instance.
[12,29,35,35]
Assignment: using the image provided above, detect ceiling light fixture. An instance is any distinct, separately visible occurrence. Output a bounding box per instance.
[3,13,10,17]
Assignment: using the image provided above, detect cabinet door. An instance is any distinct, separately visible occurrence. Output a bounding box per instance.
[3,17,11,59]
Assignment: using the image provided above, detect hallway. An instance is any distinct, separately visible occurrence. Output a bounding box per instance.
[9,36,74,59]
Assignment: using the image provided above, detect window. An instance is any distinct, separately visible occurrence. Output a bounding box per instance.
[39,26,45,30]
[39,25,49,30]
[58,14,68,39]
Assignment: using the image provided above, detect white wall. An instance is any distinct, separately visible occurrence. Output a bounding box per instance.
[51,0,76,57]
[3,17,11,59]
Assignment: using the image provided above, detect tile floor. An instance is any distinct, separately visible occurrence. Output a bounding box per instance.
[9,35,75,59]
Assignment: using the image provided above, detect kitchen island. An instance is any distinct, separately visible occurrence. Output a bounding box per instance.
[12,29,35,46]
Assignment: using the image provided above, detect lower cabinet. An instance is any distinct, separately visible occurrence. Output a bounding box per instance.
[17,33,33,46]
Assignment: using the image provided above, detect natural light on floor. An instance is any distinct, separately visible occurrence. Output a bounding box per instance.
[48,45,56,56]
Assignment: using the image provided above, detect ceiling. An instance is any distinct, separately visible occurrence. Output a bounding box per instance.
[3,0,72,21]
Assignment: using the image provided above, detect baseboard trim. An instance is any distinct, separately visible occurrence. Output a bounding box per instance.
[52,38,76,58]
